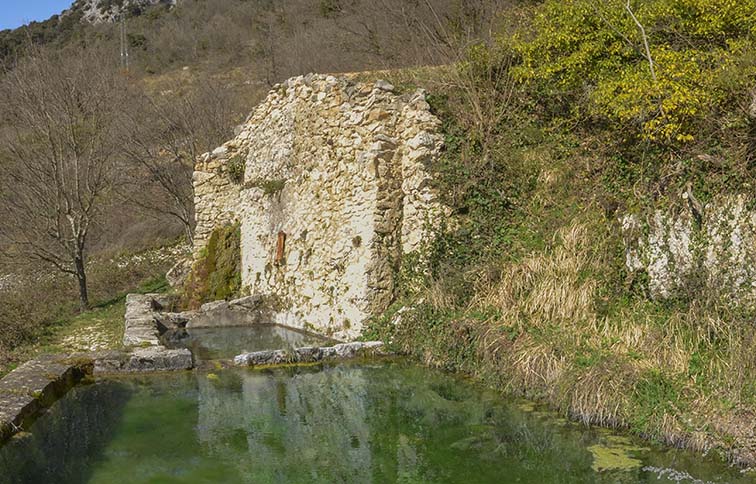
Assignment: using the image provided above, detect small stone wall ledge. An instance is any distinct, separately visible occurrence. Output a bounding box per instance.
[234,341,386,367]
[93,347,193,374]
[0,355,92,444]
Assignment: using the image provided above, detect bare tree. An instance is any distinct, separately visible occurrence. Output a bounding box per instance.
[119,81,237,244]
[0,47,127,310]
[400,0,517,153]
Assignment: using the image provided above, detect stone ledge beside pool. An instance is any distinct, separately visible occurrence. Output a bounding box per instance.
[0,354,92,444]
[234,341,386,367]
[93,347,193,374]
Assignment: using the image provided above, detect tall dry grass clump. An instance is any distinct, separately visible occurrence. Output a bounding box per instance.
[470,219,755,454]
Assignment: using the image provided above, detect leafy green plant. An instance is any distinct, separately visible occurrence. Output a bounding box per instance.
[226,155,246,184]
[245,178,286,195]
[512,0,756,145]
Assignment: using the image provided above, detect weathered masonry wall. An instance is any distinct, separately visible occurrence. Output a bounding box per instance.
[622,194,756,306]
[193,74,444,340]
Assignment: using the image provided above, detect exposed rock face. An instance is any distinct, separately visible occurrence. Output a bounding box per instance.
[69,0,175,24]
[194,74,444,339]
[622,195,756,305]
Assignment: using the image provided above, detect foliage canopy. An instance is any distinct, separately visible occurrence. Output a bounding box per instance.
[512,0,756,144]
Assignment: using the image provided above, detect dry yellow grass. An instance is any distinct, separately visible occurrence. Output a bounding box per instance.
[394,219,756,462]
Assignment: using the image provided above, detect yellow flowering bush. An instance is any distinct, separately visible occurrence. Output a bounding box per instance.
[512,0,756,144]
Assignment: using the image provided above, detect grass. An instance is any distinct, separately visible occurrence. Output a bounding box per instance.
[0,244,178,378]
[371,211,756,464]
[34,275,171,358]
[36,302,127,356]
[363,74,756,464]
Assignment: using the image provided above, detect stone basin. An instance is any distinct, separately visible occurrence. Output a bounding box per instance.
[160,324,331,362]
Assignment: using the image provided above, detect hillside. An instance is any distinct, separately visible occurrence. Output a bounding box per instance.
[1,0,756,471]
[1,0,486,79]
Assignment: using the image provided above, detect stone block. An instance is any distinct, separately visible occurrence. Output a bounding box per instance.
[0,355,92,442]
[233,341,385,367]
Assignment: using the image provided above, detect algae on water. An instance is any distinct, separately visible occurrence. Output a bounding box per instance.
[588,435,650,472]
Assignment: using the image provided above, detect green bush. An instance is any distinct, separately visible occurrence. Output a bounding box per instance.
[512,0,756,145]
[244,177,286,195]
[226,155,245,184]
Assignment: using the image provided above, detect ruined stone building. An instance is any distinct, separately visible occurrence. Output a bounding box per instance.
[193,75,444,339]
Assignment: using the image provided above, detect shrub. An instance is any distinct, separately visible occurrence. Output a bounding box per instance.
[512,0,756,145]
[244,177,286,195]
[226,155,246,184]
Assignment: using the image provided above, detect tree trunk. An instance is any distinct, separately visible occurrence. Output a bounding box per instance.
[74,254,89,311]
[184,222,194,247]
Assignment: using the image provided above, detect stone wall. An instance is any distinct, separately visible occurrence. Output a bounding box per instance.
[622,194,756,305]
[193,74,444,340]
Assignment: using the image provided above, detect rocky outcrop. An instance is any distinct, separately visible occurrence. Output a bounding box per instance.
[193,74,445,339]
[67,0,175,24]
[622,194,756,305]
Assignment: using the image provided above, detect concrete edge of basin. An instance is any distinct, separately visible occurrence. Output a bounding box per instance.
[0,354,93,445]
[233,341,387,367]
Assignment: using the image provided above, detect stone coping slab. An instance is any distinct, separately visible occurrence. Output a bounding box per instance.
[92,347,193,374]
[233,341,385,367]
[123,294,162,347]
[0,354,92,444]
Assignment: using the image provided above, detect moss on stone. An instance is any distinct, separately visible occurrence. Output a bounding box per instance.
[181,224,242,310]
[244,177,286,195]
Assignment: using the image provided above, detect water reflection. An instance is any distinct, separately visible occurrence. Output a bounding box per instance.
[0,381,131,484]
[0,362,749,484]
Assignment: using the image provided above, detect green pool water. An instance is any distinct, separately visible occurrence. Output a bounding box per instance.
[0,361,750,484]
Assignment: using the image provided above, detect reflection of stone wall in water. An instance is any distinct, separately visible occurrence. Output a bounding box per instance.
[192,365,605,483]
[0,382,130,484]
[196,367,372,482]
[622,195,756,305]
[193,75,445,339]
